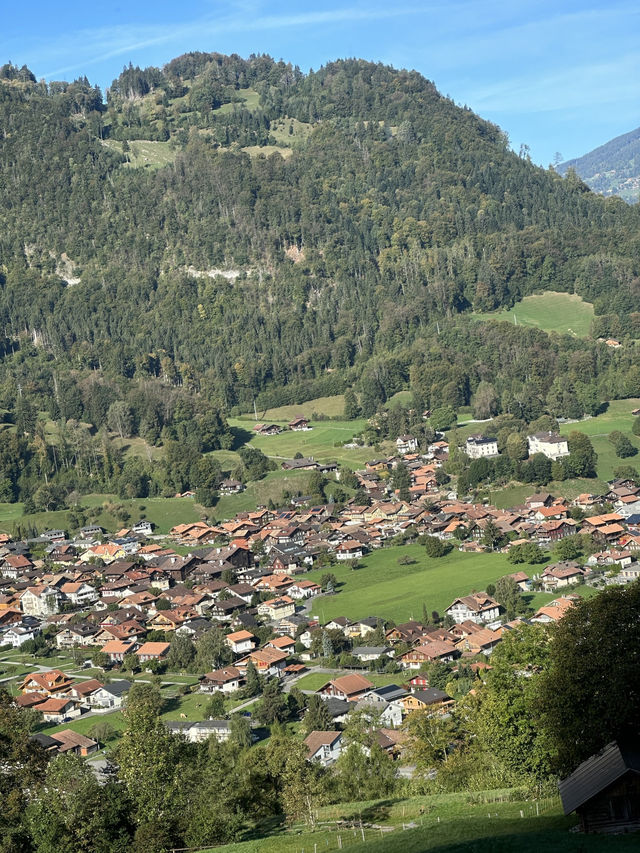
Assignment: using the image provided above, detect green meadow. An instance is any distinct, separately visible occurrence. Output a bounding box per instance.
[474,291,594,337]
[308,545,513,624]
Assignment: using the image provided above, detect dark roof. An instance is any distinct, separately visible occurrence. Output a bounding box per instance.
[559,741,640,815]
[320,696,355,718]
[101,679,131,698]
[411,688,451,705]
[371,684,407,702]
[30,732,59,749]
[625,514,640,525]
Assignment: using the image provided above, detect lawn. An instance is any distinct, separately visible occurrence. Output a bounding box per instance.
[308,545,512,623]
[242,395,347,421]
[227,417,372,468]
[558,399,640,482]
[213,88,261,114]
[206,788,638,853]
[102,139,177,169]
[474,291,594,337]
[212,469,314,520]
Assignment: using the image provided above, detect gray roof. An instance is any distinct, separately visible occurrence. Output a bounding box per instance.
[411,688,451,705]
[102,679,131,698]
[370,684,407,702]
[559,741,640,815]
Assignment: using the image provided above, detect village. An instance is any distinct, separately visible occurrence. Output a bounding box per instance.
[2,419,640,772]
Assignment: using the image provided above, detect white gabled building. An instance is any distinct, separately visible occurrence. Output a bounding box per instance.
[527,432,569,461]
[445,592,501,624]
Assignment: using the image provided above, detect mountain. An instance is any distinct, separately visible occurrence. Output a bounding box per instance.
[0,54,639,436]
[558,126,640,203]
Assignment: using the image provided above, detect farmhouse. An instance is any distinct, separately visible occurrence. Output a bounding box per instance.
[253,423,281,436]
[318,673,374,701]
[288,416,311,431]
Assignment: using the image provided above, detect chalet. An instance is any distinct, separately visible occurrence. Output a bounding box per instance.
[541,563,586,591]
[399,688,453,714]
[20,669,74,697]
[335,540,364,561]
[318,673,374,701]
[225,630,257,655]
[281,457,318,471]
[219,479,245,495]
[132,520,153,536]
[245,647,288,676]
[536,519,576,542]
[525,492,554,509]
[42,529,67,543]
[351,646,393,663]
[455,627,502,656]
[78,525,103,539]
[386,620,428,644]
[288,416,311,431]
[304,731,343,766]
[531,596,576,624]
[60,582,98,606]
[135,641,170,663]
[288,579,321,599]
[445,592,501,625]
[253,423,282,436]
[36,697,78,723]
[399,640,458,669]
[266,635,296,655]
[527,432,570,460]
[465,435,499,459]
[1,553,34,579]
[396,435,418,454]
[4,625,39,647]
[100,639,137,662]
[200,666,244,694]
[70,679,105,704]
[559,741,640,834]
[508,571,532,591]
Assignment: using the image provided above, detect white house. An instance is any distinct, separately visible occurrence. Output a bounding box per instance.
[90,680,131,709]
[3,625,38,647]
[200,666,245,694]
[465,435,499,459]
[527,432,569,461]
[167,719,231,743]
[445,592,501,624]
[396,435,418,454]
[20,586,61,617]
[60,582,98,607]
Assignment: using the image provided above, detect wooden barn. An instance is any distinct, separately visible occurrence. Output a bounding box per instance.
[559,741,640,833]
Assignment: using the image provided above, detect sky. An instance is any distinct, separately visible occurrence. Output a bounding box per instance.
[2,0,639,166]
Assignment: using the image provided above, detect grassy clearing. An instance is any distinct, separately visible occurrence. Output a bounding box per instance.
[207,789,637,853]
[559,399,640,481]
[102,139,177,169]
[244,395,347,421]
[212,88,261,114]
[228,417,372,468]
[474,292,594,337]
[308,545,512,623]
[242,145,293,159]
[269,116,313,147]
[212,469,314,520]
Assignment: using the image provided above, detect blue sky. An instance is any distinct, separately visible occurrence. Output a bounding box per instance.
[2,0,638,165]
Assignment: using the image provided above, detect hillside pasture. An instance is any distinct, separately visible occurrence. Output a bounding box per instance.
[242,395,347,421]
[474,292,594,337]
[308,545,512,623]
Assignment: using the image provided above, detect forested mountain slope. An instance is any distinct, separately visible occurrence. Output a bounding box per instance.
[0,53,639,424]
[558,126,640,204]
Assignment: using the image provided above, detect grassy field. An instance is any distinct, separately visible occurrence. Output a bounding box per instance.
[212,469,314,520]
[102,139,177,169]
[474,292,594,337]
[228,417,373,468]
[206,788,638,853]
[213,88,261,114]
[558,399,640,482]
[308,545,512,623]
[244,395,347,421]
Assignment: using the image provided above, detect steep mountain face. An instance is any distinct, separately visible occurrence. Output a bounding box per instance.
[558,127,640,204]
[0,54,639,417]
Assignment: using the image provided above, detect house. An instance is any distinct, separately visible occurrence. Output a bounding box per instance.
[288,416,311,431]
[42,529,67,543]
[465,436,499,459]
[445,592,501,624]
[257,596,295,620]
[78,525,103,539]
[253,423,282,436]
[132,520,153,536]
[20,586,61,617]
[266,635,297,655]
[355,685,406,727]
[91,680,131,709]
[507,571,532,591]
[70,679,105,704]
[396,435,418,454]
[335,540,364,561]
[46,729,99,755]
[20,669,74,697]
[304,731,343,766]
[4,625,39,647]
[36,697,79,723]
[245,647,288,677]
[288,579,321,599]
[527,432,569,460]
[351,646,393,663]
[225,630,257,655]
[541,563,585,591]
[281,457,318,471]
[531,596,576,624]
[200,666,244,694]
[399,688,453,714]
[219,479,245,495]
[318,673,374,701]
[135,641,170,663]
[167,719,232,743]
[559,741,640,833]
[60,582,98,606]
[100,639,137,662]
[399,640,458,669]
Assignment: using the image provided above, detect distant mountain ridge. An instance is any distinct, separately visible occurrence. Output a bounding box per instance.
[558,126,640,203]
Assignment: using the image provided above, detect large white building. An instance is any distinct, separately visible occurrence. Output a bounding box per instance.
[527,432,570,461]
[465,435,499,459]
